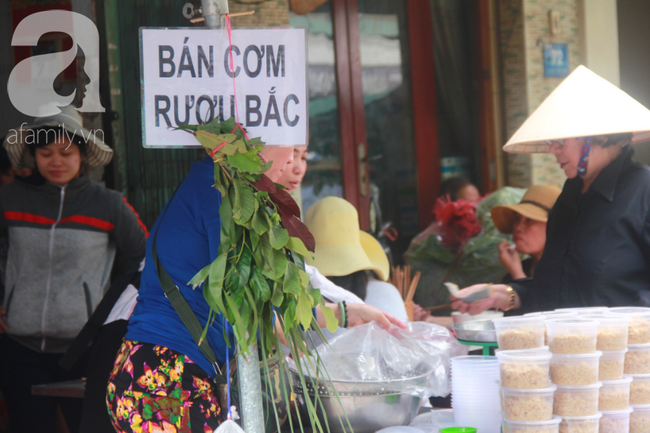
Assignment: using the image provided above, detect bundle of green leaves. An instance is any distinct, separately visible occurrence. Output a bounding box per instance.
[178,117,338,357]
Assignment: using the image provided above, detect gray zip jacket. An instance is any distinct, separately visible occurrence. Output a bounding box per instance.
[0,176,147,353]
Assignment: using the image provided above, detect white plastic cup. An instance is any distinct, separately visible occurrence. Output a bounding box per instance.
[630,374,650,405]
[524,312,578,345]
[599,376,632,411]
[609,307,650,344]
[546,319,600,354]
[549,352,601,385]
[599,408,633,433]
[599,349,628,381]
[497,349,552,389]
[553,382,602,417]
[558,413,602,433]
[626,343,650,374]
[502,415,561,433]
[630,404,650,433]
[493,316,546,350]
[501,384,556,421]
[581,314,630,351]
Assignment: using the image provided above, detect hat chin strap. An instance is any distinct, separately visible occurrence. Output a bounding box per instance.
[577,137,593,176]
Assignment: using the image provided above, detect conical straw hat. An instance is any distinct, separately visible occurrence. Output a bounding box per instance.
[504,65,650,153]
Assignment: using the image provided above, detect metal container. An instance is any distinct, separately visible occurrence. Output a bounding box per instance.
[452,319,497,343]
[290,368,431,433]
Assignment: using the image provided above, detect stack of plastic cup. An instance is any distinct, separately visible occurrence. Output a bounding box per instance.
[609,307,650,345]
[451,356,501,433]
[545,317,603,426]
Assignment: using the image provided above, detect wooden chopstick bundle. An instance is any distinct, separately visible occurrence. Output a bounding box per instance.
[389,265,422,321]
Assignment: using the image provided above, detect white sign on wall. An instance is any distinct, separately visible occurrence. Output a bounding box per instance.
[140,28,307,148]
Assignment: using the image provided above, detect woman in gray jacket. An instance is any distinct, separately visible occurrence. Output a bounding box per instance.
[0,106,146,433]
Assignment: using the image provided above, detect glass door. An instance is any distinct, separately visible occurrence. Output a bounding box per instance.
[289,5,345,212]
[356,0,418,259]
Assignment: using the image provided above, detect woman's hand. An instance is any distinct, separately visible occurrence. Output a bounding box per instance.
[346,303,407,330]
[319,302,407,331]
[498,241,526,279]
[451,284,520,315]
[0,306,7,334]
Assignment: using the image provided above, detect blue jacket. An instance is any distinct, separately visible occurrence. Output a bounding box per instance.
[127,157,234,376]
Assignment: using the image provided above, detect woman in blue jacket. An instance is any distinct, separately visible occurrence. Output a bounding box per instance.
[108,144,404,433]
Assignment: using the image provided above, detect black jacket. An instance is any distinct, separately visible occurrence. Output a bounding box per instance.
[513,146,650,313]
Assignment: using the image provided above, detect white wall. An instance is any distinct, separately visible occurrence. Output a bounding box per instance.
[579,0,620,86]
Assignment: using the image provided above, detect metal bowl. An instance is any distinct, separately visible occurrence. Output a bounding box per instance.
[290,368,431,433]
[452,319,497,343]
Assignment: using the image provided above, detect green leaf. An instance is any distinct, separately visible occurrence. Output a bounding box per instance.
[249,230,260,252]
[260,234,287,279]
[195,130,238,156]
[251,210,270,235]
[228,151,265,174]
[283,298,297,330]
[320,300,338,333]
[232,178,255,224]
[297,292,314,330]
[207,255,228,314]
[282,262,302,296]
[236,245,253,287]
[233,139,248,153]
[271,281,284,307]
[224,293,247,350]
[219,195,235,246]
[188,263,211,289]
[269,226,289,250]
[250,267,271,302]
[247,136,263,146]
[174,124,200,131]
[197,117,225,135]
[306,281,322,306]
[286,237,313,259]
[221,117,237,133]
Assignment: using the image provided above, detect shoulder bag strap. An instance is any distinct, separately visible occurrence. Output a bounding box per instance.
[152,183,222,376]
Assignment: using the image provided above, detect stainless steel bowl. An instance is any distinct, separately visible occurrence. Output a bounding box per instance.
[290,368,430,433]
[452,319,497,343]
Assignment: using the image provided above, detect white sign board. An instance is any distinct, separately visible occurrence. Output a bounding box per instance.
[140,28,307,148]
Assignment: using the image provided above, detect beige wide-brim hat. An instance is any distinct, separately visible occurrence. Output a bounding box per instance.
[492,184,562,234]
[304,196,389,281]
[504,65,650,153]
[3,105,113,169]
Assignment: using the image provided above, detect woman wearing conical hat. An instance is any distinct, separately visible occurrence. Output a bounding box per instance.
[452,65,650,315]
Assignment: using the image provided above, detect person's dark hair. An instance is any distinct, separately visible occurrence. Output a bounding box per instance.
[28,126,88,156]
[328,270,369,300]
[598,133,634,148]
[439,177,473,201]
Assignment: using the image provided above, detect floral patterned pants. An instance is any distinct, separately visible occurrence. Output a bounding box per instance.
[106,340,222,433]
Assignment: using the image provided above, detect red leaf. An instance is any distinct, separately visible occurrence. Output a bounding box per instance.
[252,175,277,193]
[278,208,315,252]
[269,188,301,219]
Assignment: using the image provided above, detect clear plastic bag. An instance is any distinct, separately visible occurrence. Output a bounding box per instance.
[296,322,464,398]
